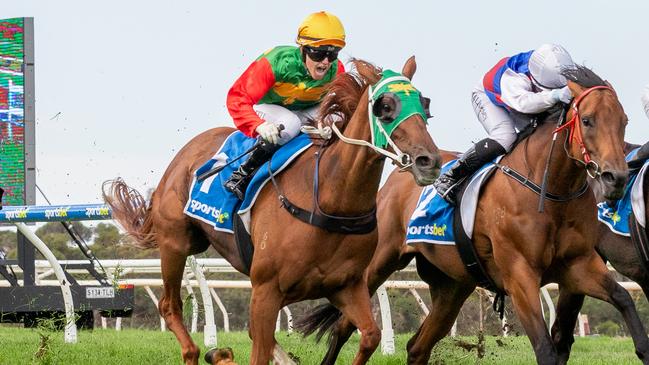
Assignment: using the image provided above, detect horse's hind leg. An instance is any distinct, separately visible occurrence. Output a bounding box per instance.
[561,252,649,363]
[407,260,474,365]
[320,250,416,365]
[550,290,585,365]
[158,243,199,364]
[329,280,381,365]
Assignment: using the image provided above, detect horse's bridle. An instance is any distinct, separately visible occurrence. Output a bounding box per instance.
[328,75,418,170]
[554,85,613,178]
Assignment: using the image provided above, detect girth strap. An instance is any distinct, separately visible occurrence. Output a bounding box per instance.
[452,190,507,319]
[497,164,589,202]
[270,144,378,235]
[629,211,649,275]
[279,196,377,234]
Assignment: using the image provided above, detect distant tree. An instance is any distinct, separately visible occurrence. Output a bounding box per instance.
[0,229,17,255]
[93,223,123,247]
[35,222,93,242]
[596,320,620,336]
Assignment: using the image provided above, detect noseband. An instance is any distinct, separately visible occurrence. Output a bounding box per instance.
[554,85,613,178]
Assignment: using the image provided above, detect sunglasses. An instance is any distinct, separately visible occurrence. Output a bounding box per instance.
[304,46,340,62]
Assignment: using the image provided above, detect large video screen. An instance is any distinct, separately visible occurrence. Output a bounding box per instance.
[0,18,31,206]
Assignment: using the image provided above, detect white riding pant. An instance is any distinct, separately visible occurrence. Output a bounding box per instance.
[471,86,517,152]
[253,104,319,145]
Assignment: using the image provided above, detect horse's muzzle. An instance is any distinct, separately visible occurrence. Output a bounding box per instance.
[600,169,628,201]
[412,153,442,186]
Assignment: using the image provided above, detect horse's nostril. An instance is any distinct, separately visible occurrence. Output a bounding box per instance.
[601,170,628,189]
[601,172,615,185]
[415,155,433,168]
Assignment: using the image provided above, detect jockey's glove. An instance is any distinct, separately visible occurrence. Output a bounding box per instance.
[551,86,573,104]
[255,121,281,145]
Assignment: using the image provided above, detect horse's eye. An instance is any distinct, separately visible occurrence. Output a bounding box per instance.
[372,92,402,123]
[581,117,592,127]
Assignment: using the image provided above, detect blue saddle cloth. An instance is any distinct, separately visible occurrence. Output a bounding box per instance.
[597,148,648,236]
[406,159,496,245]
[183,131,312,233]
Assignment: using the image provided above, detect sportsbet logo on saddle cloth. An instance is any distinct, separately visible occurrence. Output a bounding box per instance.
[406,159,499,245]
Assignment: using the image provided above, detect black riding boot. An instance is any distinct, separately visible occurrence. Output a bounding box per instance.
[433,138,506,205]
[224,140,278,200]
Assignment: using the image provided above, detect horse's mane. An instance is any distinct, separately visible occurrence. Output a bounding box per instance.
[562,64,606,88]
[318,59,382,126]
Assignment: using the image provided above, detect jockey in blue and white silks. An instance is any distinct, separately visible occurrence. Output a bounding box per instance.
[434,44,576,205]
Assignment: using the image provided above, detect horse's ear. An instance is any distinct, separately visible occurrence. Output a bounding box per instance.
[567,80,585,98]
[402,56,417,80]
[604,80,618,97]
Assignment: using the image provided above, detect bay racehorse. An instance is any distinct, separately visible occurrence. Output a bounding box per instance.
[103,57,441,365]
[298,65,649,365]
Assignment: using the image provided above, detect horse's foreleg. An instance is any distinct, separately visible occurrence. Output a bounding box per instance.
[550,290,585,365]
[562,253,649,364]
[249,283,282,365]
[329,280,380,365]
[159,248,199,365]
[503,264,556,365]
[406,272,474,365]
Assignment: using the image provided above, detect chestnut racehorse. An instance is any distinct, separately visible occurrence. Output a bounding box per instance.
[547,141,649,364]
[299,66,649,365]
[103,57,441,365]
[587,142,649,300]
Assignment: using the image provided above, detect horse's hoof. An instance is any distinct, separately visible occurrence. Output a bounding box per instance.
[204,347,236,364]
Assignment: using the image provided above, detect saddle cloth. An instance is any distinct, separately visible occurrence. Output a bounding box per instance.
[183,131,312,233]
[406,158,499,245]
[598,147,649,236]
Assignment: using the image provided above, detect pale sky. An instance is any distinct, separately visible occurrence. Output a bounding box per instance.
[3,0,649,205]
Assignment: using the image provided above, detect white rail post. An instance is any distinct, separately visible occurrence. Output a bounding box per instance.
[209,288,230,332]
[144,285,165,331]
[15,222,77,343]
[283,307,293,333]
[541,287,556,330]
[376,284,395,355]
[182,274,199,333]
[187,256,217,347]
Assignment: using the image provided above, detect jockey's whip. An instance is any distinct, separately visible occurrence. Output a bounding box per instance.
[196,125,284,182]
[538,106,567,212]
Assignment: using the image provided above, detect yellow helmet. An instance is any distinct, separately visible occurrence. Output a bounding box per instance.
[296,11,346,48]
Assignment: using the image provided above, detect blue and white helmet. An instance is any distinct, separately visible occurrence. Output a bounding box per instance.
[529,44,575,89]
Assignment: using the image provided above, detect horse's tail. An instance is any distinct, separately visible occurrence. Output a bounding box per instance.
[294,303,342,343]
[102,178,157,249]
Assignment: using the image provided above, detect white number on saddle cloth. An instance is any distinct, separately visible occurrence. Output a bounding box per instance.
[411,185,437,220]
[199,152,229,194]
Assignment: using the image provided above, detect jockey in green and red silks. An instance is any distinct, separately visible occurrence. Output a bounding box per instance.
[224,11,346,200]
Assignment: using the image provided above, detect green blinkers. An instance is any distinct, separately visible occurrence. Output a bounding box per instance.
[368,69,430,149]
